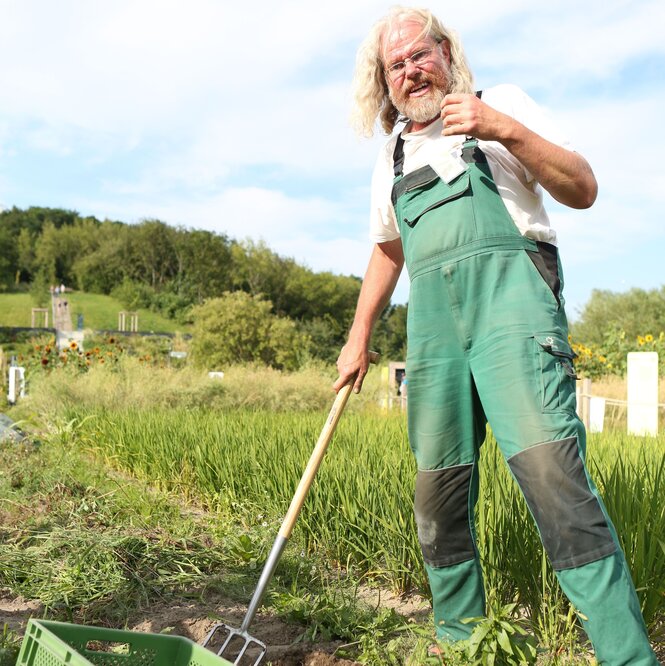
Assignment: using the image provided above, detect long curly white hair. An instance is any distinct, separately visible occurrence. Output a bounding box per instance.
[351,6,474,137]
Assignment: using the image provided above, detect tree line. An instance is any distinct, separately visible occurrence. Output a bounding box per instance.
[0,206,407,365]
[569,287,665,345]
[2,206,661,370]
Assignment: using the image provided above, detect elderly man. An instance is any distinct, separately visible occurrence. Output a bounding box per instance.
[334,7,656,665]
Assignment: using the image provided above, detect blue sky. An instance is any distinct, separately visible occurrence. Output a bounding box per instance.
[0,0,664,320]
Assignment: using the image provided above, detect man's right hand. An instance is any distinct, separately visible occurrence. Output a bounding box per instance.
[333,238,404,395]
[334,341,370,394]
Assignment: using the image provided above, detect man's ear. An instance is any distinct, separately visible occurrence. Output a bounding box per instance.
[441,39,451,66]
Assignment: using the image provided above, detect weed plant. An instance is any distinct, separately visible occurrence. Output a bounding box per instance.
[0,437,238,625]
[587,433,665,631]
[0,624,21,666]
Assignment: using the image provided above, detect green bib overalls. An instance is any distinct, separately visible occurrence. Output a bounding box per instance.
[391,130,656,664]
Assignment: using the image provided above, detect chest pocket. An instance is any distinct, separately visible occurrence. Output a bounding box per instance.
[399,171,471,228]
[394,168,477,255]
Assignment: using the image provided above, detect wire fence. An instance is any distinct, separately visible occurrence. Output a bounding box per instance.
[577,381,664,434]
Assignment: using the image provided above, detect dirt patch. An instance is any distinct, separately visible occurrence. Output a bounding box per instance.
[0,593,43,632]
[0,590,366,665]
[127,596,352,662]
[0,586,432,664]
[269,653,358,666]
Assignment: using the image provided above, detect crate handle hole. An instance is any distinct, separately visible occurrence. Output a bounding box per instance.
[85,640,131,654]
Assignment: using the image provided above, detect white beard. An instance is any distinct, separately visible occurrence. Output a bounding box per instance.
[391,86,445,123]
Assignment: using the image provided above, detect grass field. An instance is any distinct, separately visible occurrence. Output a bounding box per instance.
[2,360,663,665]
[0,292,187,334]
[0,293,42,328]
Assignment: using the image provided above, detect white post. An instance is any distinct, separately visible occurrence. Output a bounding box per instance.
[627,352,659,436]
[577,378,592,431]
[0,347,5,388]
[589,397,606,433]
[7,367,16,404]
[7,366,26,404]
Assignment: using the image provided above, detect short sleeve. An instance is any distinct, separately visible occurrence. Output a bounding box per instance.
[368,138,401,242]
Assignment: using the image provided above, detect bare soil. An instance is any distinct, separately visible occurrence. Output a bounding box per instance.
[1,588,430,666]
[4,591,665,664]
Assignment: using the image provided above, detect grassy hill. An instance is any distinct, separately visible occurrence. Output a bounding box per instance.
[0,292,188,334]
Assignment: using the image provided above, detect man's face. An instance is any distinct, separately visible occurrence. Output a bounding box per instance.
[381,21,451,129]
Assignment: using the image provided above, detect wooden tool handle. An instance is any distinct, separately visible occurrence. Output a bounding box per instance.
[277,351,380,540]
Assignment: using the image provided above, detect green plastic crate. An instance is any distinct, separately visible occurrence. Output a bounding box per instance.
[16,619,234,666]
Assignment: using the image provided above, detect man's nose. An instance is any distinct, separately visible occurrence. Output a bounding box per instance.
[404,59,419,77]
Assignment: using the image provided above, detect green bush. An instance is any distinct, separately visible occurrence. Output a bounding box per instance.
[190,292,310,371]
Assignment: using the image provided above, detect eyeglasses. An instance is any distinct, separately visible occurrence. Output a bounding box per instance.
[385,46,439,81]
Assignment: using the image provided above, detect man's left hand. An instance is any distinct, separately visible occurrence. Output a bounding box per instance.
[440,93,512,142]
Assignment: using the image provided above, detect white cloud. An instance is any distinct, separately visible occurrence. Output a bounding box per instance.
[468,0,665,86]
[0,1,383,133]
[557,94,665,195]
[76,183,363,247]
[269,235,370,276]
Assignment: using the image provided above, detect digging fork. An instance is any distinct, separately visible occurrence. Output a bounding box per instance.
[203,353,380,665]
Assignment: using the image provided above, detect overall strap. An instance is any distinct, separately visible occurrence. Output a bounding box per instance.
[392,135,405,177]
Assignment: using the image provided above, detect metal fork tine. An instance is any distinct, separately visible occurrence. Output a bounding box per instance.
[235,642,249,664]
[203,623,267,665]
[218,632,232,654]
[230,630,266,666]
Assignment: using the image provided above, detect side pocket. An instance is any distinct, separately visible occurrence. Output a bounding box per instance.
[534,333,578,412]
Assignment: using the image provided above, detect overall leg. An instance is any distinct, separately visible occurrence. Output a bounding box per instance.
[407,268,487,641]
[466,250,657,665]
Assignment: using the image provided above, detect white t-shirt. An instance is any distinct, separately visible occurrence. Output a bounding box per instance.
[369,84,572,246]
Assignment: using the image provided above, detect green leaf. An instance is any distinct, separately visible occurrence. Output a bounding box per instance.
[497,629,513,654]
[467,622,492,655]
[499,620,516,634]
[502,602,519,615]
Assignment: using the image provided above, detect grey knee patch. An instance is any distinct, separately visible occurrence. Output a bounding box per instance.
[414,464,475,568]
[507,437,616,570]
